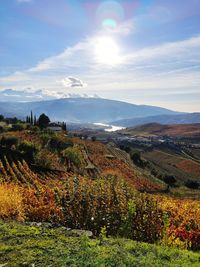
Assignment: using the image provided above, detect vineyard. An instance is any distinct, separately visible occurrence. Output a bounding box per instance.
[0,129,200,251]
[143,149,200,185]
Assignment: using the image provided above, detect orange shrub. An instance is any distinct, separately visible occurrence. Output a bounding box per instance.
[0,183,24,221]
[156,195,200,250]
[23,187,63,222]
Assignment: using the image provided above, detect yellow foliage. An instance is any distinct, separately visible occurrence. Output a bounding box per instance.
[0,183,24,221]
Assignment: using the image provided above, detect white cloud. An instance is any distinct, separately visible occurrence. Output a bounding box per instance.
[124,36,200,64]
[61,76,87,88]
[28,41,91,73]
[0,32,200,112]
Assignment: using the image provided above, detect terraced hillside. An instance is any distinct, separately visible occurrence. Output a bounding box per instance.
[0,127,200,252]
[121,123,200,138]
[143,149,200,184]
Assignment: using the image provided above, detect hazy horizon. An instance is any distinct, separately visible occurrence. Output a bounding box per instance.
[1,0,200,112]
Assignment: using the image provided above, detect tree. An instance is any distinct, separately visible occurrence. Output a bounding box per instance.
[163,175,176,186]
[34,115,37,126]
[38,113,50,129]
[0,115,4,121]
[62,122,67,131]
[91,136,96,142]
[130,150,143,166]
[185,180,199,189]
[30,110,33,125]
[83,134,88,140]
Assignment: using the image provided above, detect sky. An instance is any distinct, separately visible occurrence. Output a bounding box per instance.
[0,0,200,112]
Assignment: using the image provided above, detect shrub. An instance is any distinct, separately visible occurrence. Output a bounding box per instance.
[63,146,83,168]
[163,175,176,186]
[0,136,18,149]
[23,187,63,222]
[91,136,96,142]
[185,180,199,189]
[121,194,163,243]
[0,183,24,221]
[40,133,53,147]
[130,150,143,166]
[151,168,158,177]
[27,125,40,132]
[49,136,72,151]
[61,174,164,243]
[18,141,40,162]
[35,149,58,169]
[11,123,24,131]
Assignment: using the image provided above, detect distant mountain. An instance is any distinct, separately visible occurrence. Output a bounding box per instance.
[0,98,178,123]
[112,113,200,127]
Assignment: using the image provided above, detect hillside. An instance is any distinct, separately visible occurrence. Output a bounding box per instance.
[0,130,163,192]
[121,123,200,137]
[112,113,200,127]
[0,122,200,256]
[0,221,200,267]
[116,123,200,194]
[0,98,178,123]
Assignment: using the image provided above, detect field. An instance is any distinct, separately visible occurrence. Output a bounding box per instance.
[122,123,200,138]
[0,221,200,267]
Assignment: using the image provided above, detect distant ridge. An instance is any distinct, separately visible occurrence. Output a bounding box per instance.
[112,113,200,127]
[0,97,179,123]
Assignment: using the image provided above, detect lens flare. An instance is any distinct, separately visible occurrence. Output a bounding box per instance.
[96,1,124,29]
[102,18,117,28]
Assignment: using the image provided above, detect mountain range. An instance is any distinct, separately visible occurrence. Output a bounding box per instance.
[0,90,200,126]
[0,97,178,123]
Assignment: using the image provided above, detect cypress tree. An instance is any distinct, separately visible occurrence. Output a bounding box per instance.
[34,115,37,126]
[30,110,33,125]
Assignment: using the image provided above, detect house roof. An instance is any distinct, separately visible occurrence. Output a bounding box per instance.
[85,163,96,170]
[48,122,62,127]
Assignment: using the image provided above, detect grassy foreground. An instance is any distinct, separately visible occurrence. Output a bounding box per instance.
[0,222,200,267]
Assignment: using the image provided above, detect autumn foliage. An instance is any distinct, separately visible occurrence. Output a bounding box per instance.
[0,131,199,251]
[0,183,24,221]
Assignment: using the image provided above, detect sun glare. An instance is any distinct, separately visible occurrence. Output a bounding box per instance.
[94,36,121,65]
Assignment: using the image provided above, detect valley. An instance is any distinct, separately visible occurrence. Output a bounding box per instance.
[0,114,199,266]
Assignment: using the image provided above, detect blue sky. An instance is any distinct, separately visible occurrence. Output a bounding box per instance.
[0,0,200,112]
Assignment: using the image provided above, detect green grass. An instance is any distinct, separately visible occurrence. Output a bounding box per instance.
[0,221,200,267]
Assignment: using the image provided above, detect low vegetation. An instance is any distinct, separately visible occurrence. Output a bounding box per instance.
[0,221,200,267]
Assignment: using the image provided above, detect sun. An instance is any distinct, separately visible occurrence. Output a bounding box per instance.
[94,36,121,65]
